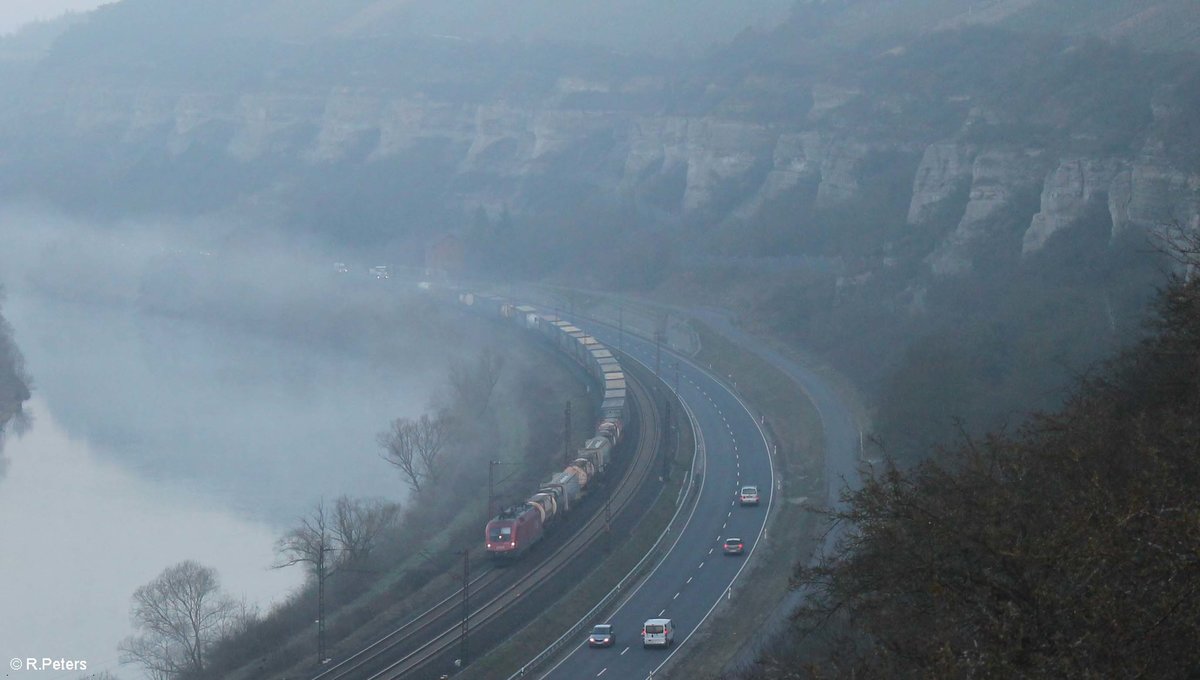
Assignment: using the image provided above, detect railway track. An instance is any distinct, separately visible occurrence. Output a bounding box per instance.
[308,365,664,680]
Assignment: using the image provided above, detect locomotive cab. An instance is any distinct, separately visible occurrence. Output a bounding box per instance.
[486,503,545,558]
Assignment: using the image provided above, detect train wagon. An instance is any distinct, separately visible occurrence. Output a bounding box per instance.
[601,397,625,420]
[473,292,630,560]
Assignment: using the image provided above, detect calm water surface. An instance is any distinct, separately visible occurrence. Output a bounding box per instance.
[0,283,433,678]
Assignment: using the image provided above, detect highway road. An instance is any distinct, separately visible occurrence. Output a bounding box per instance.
[536,318,774,680]
[690,308,862,512]
[688,308,865,673]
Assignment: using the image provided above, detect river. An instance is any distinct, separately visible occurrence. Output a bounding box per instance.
[0,237,442,678]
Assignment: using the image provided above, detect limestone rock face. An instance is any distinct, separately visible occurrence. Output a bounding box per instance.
[1123,155,1200,236]
[228,93,323,162]
[814,137,872,209]
[309,88,388,163]
[620,115,692,193]
[908,142,977,226]
[1022,158,1127,254]
[6,73,1198,277]
[929,148,1047,275]
[732,131,823,220]
[679,118,775,214]
[1020,151,1199,256]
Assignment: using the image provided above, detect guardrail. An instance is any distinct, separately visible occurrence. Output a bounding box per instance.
[505,359,704,679]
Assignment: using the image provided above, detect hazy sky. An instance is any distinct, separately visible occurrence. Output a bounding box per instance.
[0,0,107,36]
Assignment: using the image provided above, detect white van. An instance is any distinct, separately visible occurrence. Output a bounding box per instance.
[642,618,674,648]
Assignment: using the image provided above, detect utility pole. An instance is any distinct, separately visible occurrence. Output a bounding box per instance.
[488,460,499,520]
[317,556,325,665]
[564,400,572,467]
[461,549,470,667]
[604,478,613,552]
[618,306,623,353]
[316,545,334,666]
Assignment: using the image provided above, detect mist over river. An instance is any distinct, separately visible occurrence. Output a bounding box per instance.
[0,214,447,678]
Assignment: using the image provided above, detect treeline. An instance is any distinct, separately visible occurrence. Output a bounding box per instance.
[737,245,1200,678]
[0,294,31,473]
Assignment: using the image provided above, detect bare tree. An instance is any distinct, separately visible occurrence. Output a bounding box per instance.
[379,417,423,492]
[378,413,448,492]
[118,561,240,680]
[332,495,399,565]
[412,413,448,484]
[449,348,505,416]
[274,500,338,576]
[274,500,339,665]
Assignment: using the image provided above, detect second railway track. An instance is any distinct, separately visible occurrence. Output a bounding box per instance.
[309,362,666,680]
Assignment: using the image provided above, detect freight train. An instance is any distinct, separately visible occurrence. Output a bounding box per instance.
[456,292,626,559]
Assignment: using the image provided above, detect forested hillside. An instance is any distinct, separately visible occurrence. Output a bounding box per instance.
[739,239,1200,678]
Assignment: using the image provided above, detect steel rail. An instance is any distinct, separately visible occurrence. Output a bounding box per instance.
[368,368,662,679]
[304,365,661,680]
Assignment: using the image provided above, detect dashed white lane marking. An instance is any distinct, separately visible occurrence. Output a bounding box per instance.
[621,647,629,655]
[699,561,705,569]
[722,521,727,529]
[687,576,693,584]
[727,510,732,517]
[659,609,666,616]
[673,592,680,600]
[598,669,607,677]
[708,547,714,555]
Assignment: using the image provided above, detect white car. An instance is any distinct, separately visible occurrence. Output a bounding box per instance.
[642,618,674,648]
[738,485,760,506]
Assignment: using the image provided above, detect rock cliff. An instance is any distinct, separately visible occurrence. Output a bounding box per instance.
[2,4,1198,283]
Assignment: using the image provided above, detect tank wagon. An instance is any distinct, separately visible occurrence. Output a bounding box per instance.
[458,292,627,559]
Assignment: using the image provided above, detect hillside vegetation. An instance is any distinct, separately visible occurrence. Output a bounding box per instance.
[0,298,32,477]
[738,242,1200,678]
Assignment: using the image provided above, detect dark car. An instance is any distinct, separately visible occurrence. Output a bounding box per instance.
[588,624,615,647]
[723,537,745,555]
